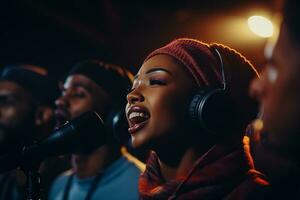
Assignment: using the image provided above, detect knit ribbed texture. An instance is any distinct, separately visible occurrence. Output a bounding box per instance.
[144,38,223,88]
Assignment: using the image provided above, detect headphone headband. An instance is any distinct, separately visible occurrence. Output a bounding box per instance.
[189,47,237,135]
[212,47,226,90]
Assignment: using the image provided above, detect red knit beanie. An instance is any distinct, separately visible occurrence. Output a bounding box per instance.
[144,38,223,88]
[144,38,260,130]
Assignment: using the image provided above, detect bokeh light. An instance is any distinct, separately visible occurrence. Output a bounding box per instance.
[248,16,274,38]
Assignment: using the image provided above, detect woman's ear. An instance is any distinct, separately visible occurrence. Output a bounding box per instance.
[35,106,54,126]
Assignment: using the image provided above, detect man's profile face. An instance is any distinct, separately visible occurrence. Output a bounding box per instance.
[55,74,111,121]
[55,74,112,171]
[0,81,35,152]
[250,23,300,152]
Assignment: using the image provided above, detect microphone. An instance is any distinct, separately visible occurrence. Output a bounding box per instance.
[0,111,105,172]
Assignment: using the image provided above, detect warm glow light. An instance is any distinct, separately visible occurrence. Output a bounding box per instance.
[247,16,274,38]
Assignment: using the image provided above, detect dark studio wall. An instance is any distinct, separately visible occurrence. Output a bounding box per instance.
[0,0,277,80]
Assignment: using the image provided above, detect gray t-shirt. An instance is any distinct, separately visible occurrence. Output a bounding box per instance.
[49,156,141,200]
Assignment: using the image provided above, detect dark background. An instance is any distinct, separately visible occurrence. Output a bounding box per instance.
[0,0,280,79]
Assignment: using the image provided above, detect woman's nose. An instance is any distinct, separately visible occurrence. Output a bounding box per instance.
[127,89,144,105]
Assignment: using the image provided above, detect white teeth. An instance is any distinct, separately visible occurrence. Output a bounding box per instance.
[128,112,148,120]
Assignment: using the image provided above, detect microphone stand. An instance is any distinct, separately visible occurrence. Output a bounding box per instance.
[21,146,42,200]
[24,167,41,200]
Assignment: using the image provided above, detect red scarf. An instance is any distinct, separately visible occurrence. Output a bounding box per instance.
[139,137,269,200]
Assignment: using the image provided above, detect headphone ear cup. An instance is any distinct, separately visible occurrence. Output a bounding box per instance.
[110,110,131,144]
[189,89,237,135]
[106,109,130,146]
[189,89,208,128]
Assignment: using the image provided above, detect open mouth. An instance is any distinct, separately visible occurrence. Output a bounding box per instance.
[127,106,150,135]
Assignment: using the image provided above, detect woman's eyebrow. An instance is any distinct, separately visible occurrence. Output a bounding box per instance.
[133,67,173,81]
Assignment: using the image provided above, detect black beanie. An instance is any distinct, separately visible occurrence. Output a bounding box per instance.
[0,65,59,106]
[68,60,133,103]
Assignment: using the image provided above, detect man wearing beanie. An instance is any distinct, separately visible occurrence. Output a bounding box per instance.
[49,60,143,200]
[0,65,60,199]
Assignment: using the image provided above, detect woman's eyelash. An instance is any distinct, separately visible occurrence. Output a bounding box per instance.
[149,79,166,85]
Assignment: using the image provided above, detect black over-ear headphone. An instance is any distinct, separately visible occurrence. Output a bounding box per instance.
[188,47,237,135]
[106,103,130,144]
[104,67,133,144]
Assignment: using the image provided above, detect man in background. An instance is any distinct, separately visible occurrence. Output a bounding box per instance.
[0,65,60,199]
[249,0,300,198]
[49,60,143,200]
